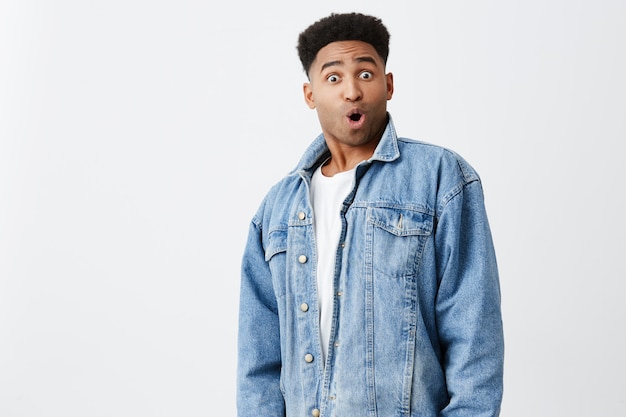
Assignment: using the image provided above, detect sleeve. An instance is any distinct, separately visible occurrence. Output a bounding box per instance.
[237,218,285,417]
[435,179,505,417]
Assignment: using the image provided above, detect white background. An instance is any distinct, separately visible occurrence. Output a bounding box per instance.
[1,1,625,416]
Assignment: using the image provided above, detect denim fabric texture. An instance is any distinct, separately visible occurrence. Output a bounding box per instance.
[237,116,504,417]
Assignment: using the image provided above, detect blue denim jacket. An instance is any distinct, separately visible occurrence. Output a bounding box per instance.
[238,116,504,417]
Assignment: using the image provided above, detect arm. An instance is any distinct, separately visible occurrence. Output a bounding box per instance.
[436,180,504,417]
[237,218,285,416]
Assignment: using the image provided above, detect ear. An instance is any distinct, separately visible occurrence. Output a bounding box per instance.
[386,72,394,100]
[303,82,316,109]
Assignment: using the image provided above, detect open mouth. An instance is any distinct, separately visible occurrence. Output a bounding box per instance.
[346,109,365,128]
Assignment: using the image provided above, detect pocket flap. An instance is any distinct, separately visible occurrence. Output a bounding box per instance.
[264,229,287,261]
[367,207,433,237]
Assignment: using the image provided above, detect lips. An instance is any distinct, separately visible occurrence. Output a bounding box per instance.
[346,109,366,127]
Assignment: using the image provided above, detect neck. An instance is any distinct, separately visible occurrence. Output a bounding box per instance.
[321,149,370,177]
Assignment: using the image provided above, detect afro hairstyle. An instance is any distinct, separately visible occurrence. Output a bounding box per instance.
[296,12,390,77]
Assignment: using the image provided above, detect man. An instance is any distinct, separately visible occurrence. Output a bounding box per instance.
[237,12,504,417]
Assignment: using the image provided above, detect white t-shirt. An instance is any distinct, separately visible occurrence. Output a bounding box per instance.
[310,162,355,363]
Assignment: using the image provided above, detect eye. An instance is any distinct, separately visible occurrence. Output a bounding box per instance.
[327,74,340,83]
[359,71,373,80]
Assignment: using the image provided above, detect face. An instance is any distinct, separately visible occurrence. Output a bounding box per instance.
[303,40,394,150]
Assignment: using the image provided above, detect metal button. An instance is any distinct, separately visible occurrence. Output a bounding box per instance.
[311,409,320,417]
[298,255,308,264]
[304,353,314,363]
[300,303,309,312]
[298,212,306,220]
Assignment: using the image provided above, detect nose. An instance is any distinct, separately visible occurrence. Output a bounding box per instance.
[343,78,362,102]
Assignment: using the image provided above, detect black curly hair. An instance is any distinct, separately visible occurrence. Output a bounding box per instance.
[297,12,390,77]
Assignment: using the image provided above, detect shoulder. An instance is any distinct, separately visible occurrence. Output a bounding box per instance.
[252,171,305,230]
[396,137,480,185]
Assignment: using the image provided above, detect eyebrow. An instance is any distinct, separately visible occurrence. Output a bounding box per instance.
[320,56,378,72]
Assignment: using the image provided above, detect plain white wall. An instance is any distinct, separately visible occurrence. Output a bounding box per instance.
[1,0,624,415]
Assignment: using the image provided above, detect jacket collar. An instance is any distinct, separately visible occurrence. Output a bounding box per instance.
[294,113,400,174]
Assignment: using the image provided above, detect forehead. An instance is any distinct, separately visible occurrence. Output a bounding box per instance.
[312,40,382,70]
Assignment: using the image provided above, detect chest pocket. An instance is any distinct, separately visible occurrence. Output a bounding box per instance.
[264,229,287,262]
[367,207,433,278]
[264,228,288,297]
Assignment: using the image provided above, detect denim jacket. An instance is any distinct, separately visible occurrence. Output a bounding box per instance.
[237,116,504,417]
